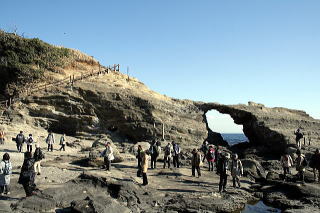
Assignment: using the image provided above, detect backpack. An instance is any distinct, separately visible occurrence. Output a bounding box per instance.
[3,162,10,175]
[207,150,215,160]
[165,146,171,156]
[17,134,24,143]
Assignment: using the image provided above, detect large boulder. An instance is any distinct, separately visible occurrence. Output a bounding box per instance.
[242,159,267,180]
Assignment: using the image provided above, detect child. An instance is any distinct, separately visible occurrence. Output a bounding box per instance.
[0,153,12,195]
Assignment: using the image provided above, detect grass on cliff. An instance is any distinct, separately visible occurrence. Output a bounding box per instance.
[0,30,96,96]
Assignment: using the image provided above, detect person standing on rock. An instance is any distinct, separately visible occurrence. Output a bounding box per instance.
[201,141,209,162]
[163,142,172,169]
[26,134,34,153]
[59,134,66,151]
[218,152,231,193]
[295,149,308,183]
[141,150,150,186]
[0,129,5,145]
[191,149,202,177]
[34,144,45,175]
[18,152,37,197]
[206,145,215,171]
[215,146,223,174]
[0,153,12,195]
[309,149,320,182]
[136,145,143,177]
[294,128,304,149]
[172,141,181,168]
[280,151,294,181]
[149,140,161,169]
[16,131,26,152]
[46,131,55,152]
[100,142,114,171]
[231,154,243,188]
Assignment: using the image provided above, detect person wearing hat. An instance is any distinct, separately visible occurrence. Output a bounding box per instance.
[100,142,114,171]
[218,152,231,193]
[33,144,44,175]
[231,153,243,188]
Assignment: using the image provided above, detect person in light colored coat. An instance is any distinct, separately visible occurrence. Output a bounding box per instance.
[141,151,150,185]
[231,154,243,188]
[46,131,55,152]
[101,142,114,171]
[280,152,294,181]
[0,153,12,195]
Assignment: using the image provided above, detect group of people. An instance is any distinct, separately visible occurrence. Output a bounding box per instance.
[0,130,66,197]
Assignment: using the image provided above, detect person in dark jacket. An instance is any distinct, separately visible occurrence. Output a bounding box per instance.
[16,131,25,152]
[18,152,37,197]
[149,140,161,169]
[215,146,222,174]
[172,141,181,168]
[33,144,45,175]
[191,149,202,177]
[136,145,143,177]
[309,148,320,182]
[218,152,231,193]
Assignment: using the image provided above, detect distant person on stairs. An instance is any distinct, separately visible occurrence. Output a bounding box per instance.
[34,144,45,175]
[0,153,12,195]
[0,129,5,145]
[59,134,66,151]
[16,131,26,152]
[100,142,114,171]
[46,131,55,152]
[18,152,37,197]
[191,149,202,177]
[26,134,34,153]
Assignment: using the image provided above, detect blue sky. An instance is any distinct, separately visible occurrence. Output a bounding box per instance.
[2,1,320,132]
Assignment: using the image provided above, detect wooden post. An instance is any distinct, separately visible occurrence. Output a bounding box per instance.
[98,62,101,73]
[114,64,116,71]
[162,123,165,140]
[70,75,72,83]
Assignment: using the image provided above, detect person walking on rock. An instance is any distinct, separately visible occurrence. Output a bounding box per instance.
[231,154,243,188]
[136,145,143,177]
[215,146,223,174]
[16,131,26,152]
[0,129,5,145]
[309,148,320,182]
[34,144,45,175]
[201,141,209,162]
[280,151,294,181]
[149,140,161,169]
[26,134,34,153]
[0,153,12,195]
[191,149,202,177]
[294,128,304,149]
[100,142,114,171]
[18,152,37,197]
[141,150,150,186]
[295,149,308,183]
[163,142,172,169]
[172,141,181,168]
[218,152,231,193]
[206,145,215,171]
[46,131,55,152]
[59,134,66,151]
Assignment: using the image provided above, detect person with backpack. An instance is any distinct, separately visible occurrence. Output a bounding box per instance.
[149,140,161,169]
[33,144,45,175]
[100,142,114,171]
[26,134,34,153]
[309,148,320,182]
[18,152,37,197]
[231,154,243,188]
[294,128,304,149]
[206,145,215,171]
[59,134,66,151]
[201,141,209,162]
[0,129,5,145]
[280,151,294,181]
[172,141,181,168]
[141,150,150,186]
[191,148,202,177]
[46,131,55,152]
[295,149,308,183]
[218,152,231,193]
[163,142,172,169]
[0,153,12,195]
[16,131,26,152]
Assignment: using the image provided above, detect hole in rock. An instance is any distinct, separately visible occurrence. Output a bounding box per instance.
[206,110,248,146]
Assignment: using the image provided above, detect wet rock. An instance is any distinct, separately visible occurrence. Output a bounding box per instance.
[242,159,266,180]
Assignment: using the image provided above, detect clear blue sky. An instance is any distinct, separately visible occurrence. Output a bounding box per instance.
[2,1,320,132]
